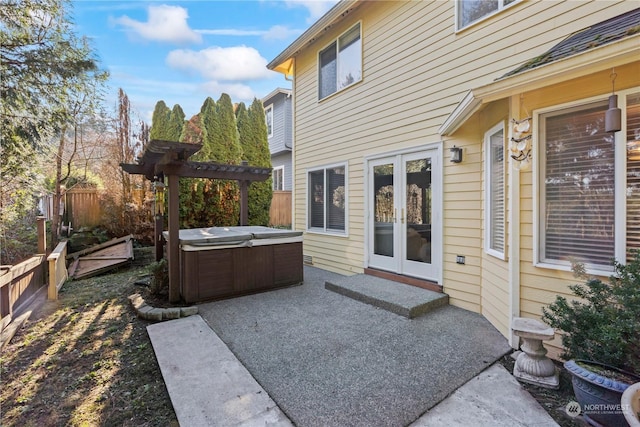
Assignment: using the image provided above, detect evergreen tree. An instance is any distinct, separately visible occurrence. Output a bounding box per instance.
[149,101,171,140]
[166,104,185,141]
[238,100,273,225]
[212,94,242,164]
[196,94,241,226]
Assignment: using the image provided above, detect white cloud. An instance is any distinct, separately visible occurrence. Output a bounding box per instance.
[166,46,274,81]
[196,29,265,37]
[198,81,256,103]
[113,5,201,44]
[195,25,302,41]
[285,0,340,23]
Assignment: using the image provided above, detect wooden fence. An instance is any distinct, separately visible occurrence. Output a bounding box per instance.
[0,255,47,332]
[65,188,102,229]
[269,191,292,227]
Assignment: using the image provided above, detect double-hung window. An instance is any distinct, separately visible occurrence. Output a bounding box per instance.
[457,0,518,30]
[537,90,640,273]
[265,104,273,138]
[308,164,347,233]
[485,123,505,258]
[273,166,284,191]
[319,23,362,100]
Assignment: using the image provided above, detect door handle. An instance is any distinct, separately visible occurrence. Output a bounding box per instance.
[401,208,405,224]
[393,208,397,223]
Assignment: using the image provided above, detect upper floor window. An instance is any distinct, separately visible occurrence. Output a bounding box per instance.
[485,123,505,258]
[457,0,517,30]
[319,23,362,100]
[265,104,273,137]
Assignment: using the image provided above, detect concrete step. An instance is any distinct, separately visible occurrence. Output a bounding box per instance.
[325,274,448,319]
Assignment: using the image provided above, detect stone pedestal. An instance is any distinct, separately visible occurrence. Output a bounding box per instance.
[512,317,559,389]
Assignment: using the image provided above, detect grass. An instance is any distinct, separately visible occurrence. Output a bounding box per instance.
[0,249,177,427]
[1,249,591,426]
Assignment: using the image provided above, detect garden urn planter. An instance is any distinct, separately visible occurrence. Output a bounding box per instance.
[622,382,640,427]
[565,359,640,427]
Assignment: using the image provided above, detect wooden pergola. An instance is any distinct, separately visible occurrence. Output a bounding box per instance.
[121,140,271,302]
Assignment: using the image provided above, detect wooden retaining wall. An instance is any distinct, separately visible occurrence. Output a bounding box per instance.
[0,255,47,332]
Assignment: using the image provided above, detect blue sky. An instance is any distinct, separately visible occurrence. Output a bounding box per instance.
[72,0,339,122]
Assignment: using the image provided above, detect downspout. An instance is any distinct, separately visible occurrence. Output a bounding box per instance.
[286,60,295,229]
[284,74,293,150]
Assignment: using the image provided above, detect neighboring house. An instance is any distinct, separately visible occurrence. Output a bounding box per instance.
[268,0,640,355]
[262,88,293,191]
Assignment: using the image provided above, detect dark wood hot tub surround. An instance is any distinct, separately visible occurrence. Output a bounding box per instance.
[180,242,303,303]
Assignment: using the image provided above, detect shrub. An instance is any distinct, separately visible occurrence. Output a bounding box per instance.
[542,253,640,375]
[148,259,168,296]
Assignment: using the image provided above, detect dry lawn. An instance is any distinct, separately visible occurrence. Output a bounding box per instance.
[0,255,177,427]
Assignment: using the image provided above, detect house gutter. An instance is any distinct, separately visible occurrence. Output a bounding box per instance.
[439,35,640,136]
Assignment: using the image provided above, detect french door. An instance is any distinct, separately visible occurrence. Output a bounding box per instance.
[368,149,440,281]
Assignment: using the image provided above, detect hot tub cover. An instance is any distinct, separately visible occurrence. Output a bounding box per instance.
[226,226,303,239]
[163,227,253,246]
[163,226,303,246]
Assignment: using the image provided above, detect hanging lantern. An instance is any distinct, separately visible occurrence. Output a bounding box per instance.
[605,70,621,133]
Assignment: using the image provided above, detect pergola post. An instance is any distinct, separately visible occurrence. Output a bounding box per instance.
[167,174,180,303]
[240,180,248,226]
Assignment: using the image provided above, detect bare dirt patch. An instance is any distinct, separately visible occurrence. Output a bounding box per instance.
[0,252,177,427]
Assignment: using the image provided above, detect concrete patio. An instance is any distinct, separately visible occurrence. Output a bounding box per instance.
[148,265,559,426]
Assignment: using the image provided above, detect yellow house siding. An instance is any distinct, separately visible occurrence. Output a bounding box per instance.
[513,62,640,356]
[289,0,637,326]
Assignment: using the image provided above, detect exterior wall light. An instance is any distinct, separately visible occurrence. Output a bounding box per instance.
[450,146,463,163]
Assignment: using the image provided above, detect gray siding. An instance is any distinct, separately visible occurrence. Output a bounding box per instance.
[271,151,292,191]
[266,92,292,156]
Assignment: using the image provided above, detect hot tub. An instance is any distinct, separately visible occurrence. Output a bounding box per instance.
[163,226,303,303]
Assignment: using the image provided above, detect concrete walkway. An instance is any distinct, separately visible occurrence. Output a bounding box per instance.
[147,315,292,427]
[148,266,559,426]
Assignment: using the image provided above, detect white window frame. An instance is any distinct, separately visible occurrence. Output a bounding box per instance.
[265,104,273,138]
[306,162,348,235]
[534,88,639,276]
[485,122,506,259]
[455,0,519,32]
[273,166,284,191]
[318,22,362,101]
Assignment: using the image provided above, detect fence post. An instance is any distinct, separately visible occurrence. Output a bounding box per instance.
[37,216,47,254]
[47,242,68,300]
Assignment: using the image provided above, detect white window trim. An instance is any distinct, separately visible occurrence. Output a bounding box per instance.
[317,21,363,102]
[485,121,506,260]
[533,88,638,276]
[273,165,284,191]
[455,0,520,32]
[265,104,274,138]
[306,162,349,236]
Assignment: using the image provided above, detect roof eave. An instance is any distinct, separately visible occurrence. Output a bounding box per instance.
[262,88,292,104]
[267,0,362,75]
[439,35,640,136]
